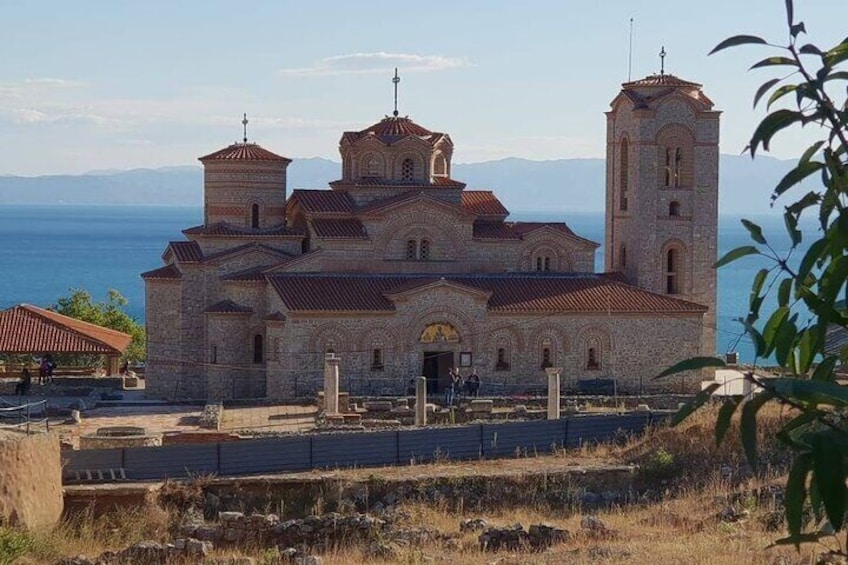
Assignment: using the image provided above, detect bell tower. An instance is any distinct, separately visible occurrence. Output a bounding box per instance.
[604,62,720,355]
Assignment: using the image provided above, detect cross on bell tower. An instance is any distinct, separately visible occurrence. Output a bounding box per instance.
[659,46,666,76]
[392,68,400,117]
[242,113,249,143]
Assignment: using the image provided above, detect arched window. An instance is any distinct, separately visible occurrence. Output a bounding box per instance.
[534,256,551,272]
[665,248,681,294]
[669,201,681,217]
[619,245,627,270]
[401,158,415,181]
[587,347,599,370]
[366,155,382,177]
[664,148,672,187]
[496,347,510,371]
[251,204,260,228]
[371,348,384,371]
[535,257,542,271]
[674,148,683,187]
[543,257,551,271]
[433,153,447,176]
[406,239,417,260]
[420,239,430,261]
[210,344,217,365]
[620,138,629,211]
[253,334,264,364]
[541,347,552,369]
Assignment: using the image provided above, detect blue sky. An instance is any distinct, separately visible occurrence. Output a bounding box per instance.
[0,0,845,175]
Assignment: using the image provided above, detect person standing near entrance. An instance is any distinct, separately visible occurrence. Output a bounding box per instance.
[467,369,481,398]
[445,368,456,406]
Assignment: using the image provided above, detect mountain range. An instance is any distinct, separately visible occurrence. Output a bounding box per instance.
[0,155,798,215]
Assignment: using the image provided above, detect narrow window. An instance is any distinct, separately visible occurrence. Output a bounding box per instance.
[420,239,430,261]
[406,239,417,260]
[619,245,627,270]
[496,347,510,370]
[620,138,629,211]
[665,248,680,294]
[433,154,447,176]
[251,204,260,228]
[541,347,552,369]
[253,334,264,364]
[401,157,415,181]
[674,147,683,187]
[664,148,672,187]
[587,347,599,370]
[543,257,551,271]
[210,344,217,365]
[371,348,384,371]
[669,201,681,217]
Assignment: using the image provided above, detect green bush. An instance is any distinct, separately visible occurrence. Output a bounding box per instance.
[0,527,33,565]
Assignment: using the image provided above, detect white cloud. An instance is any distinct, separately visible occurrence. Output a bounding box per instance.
[280,52,470,77]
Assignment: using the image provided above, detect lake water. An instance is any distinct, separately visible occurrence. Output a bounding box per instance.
[0,205,806,363]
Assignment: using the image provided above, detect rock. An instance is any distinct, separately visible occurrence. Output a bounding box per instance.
[185,538,212,555]
[514,404,528,415]
[367,540,401,560]
[479,523,528,551]
[294,557,323,565]
[528,523,569,547]
[203,491,221,520]
[460,517,488,532]
[580,515,608,531]
[717,506,749,523]
[218,510,244,522]
[364,400,393,412]
[469,399,494,413]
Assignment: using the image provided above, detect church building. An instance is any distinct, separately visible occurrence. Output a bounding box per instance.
[142,70,719,400]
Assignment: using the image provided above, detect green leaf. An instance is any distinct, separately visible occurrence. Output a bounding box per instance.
[783,191,820,216]
[715,246,761,268]
[813,435,846,531]
[785,453,813,548]
[670,383,721,426]
[797,328,819,375]
[800,141,825,164]
[753,78,781,108]
[774,161,825,197]
[785,0,794,26]
[824,42,848,68]
[710,35,769,55]
[741,219,767,244]
[774,315,798,367]
[766,84,797,110]
[749,57,798,70]
[778,278,793,307]
[771,378,848,407]
[799,44,822,55]
[790,22,806,38]
[654,357,726,380]
[741,391,773,473]
[750,109,803,155]
[762,306,790,357]
[798,239,827,282]
[715,398,741,446]
[811,356,838,382]
[750,268,769,309]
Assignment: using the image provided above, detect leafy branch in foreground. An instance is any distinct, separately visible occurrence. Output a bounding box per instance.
[657,0,848,551]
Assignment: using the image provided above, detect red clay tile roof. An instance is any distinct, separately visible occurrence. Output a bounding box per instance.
[473,222,523,240]
[220,265,272,282]
[203,242,294,264]
[329,177,466,189]
[183,222,303,238]
[341,116,447,146]
[357,190,466,215]
[166,241,203,263]
[204,300,253,314]
[268,273,707,314]
[264,312,287,322]
[288,190,355,214]
[199,143,291,163]
[623,74,702,88]
[311,218,368,239]
[141,263,182,280]
[462,191,509,217]
[510,222,577,237]
[0,304,132,354]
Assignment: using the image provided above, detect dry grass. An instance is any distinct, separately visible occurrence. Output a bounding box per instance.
[5,402,831,564]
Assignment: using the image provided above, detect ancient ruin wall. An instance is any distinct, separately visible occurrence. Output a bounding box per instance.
[0,431,63,529]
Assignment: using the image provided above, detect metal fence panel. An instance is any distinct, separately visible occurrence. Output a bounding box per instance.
[311,431,398,469]
[398,426,482,463]
[481,420,568,458]
[63,448,123,473]
[219,437,311,476]
[123,444,218,480]
[566,412,651,448]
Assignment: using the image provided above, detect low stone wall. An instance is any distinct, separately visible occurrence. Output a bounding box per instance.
[79,427,162,450]
[0,431,63,529]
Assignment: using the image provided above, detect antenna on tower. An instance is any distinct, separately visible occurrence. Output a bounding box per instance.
[627,18,635,81]
[242,113,249,143]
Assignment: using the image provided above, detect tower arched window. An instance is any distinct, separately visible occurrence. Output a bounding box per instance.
[496,346,510,371]
[665,247,681,295]
[401,158,415,181]
[406,239,417,260]
[433,153,447,176]
[664,148,673,187]
[534,255,552,272]
[674,148,683,187]
[406,239,432,261]
[619,138,629,211]
[371,341,384,371]
[419,239,430,261]
[253,334,264,364]
[669,201,681,217]
[251,204,260,228]
[540,337,554,370]
[587,347,599,370]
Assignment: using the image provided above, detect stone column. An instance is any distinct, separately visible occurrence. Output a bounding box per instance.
[324,354,340,415]
[546,367,562,420]
[415,376,427,427]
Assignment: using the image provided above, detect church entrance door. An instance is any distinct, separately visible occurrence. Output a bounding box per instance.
[422,351,453,394]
